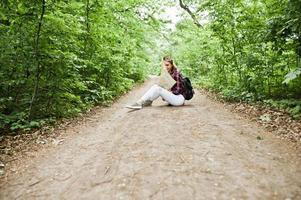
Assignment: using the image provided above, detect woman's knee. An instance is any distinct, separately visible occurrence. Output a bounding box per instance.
[151,84,159,88]
[151,84,162,91]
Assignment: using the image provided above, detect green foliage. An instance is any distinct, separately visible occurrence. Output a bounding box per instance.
[264,99,301,118]
[2,0,301,132]
[0,0,158,133]
[168,0,301,105]
[283,68,301,84]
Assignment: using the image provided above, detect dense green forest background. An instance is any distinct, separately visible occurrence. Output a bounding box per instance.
[1,0,300,133]
[167,0,301,115]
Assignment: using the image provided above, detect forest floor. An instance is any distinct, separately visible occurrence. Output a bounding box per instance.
[1,77,301,199]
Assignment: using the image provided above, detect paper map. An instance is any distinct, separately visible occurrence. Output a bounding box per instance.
[158,66,176,89]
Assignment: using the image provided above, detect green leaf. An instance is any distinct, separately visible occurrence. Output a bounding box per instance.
[283,68,301,84]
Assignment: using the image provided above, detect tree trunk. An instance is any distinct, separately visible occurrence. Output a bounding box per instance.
[28,0,46,119]
[178,0,202,29]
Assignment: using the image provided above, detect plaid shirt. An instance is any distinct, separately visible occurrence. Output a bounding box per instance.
[170,68,186,98]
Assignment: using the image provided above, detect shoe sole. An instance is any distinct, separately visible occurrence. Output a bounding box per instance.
[125,105,142,109]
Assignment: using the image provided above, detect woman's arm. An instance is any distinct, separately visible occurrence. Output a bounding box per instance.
[171,70,182,95]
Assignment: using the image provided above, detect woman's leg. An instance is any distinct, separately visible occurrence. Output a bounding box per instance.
[139,84,185,106]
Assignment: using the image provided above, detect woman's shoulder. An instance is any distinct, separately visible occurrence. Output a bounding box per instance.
[172,67,180,74]
[175,68,184,77]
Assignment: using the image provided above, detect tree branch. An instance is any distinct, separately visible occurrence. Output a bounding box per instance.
[179,0,202,28]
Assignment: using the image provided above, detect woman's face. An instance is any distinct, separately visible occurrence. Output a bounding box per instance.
[163,60,173,72]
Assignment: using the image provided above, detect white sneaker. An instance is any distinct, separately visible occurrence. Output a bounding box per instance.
[125,102,142,109]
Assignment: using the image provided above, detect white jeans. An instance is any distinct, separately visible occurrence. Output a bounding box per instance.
[140,84,185,106]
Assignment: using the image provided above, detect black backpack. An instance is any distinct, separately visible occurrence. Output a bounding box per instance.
[182,76,194,100]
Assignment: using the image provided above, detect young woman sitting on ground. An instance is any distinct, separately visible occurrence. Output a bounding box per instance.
[125,56,187,110]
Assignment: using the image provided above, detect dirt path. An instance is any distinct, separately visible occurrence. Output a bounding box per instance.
[1,77,301,199]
